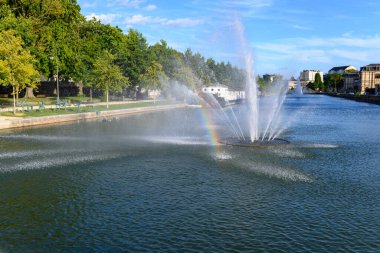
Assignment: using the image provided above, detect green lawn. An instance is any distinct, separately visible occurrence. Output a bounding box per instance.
[0,100,175,118]
[0,96,102,107]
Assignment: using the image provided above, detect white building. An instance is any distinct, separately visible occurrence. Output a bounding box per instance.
[359,63,380,94]
[299,70,324,86]
[147,89,161,99]
[202,84,245,104]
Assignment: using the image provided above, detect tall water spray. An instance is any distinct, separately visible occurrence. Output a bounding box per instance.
[233,18,259,142]
[295,77,303,96]
[231,17,289,144]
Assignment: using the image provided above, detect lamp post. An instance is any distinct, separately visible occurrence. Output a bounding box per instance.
[50,55,59,103]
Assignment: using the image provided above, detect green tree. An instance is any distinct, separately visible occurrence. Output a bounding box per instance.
[183,48,214,86]
[324,74,332,91]
[140,61,163,101]
[0,0,83,79]
[76,18,125,98]
[314,72,324,91]
[331,73,344,93]
[149,40,182,79]
[91,50,129,108]
[140,61,163,90]
[0,30,39,114]
[256,75,266,92]
[119,29,150,92]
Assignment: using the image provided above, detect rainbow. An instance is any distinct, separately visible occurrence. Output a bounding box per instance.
[195,104,222,152]
[185,85,223,152]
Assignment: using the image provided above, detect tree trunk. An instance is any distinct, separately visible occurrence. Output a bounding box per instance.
[24,87,36,98]
[12,86,16,115]
[106,88,109,109]
[77,81,83,96]
[16,87,19,105]
[90,88,93,101]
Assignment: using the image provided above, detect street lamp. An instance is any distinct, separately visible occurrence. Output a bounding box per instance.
[50,55,59,103]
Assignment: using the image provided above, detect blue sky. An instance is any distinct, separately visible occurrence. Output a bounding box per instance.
[78,0,380,78]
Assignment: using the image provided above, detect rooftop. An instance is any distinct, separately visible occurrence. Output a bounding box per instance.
[329,66,352,71]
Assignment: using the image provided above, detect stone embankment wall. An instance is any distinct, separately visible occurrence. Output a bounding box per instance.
[327,94,380,105]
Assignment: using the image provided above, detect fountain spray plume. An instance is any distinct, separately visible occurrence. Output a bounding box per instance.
[200,92,245,140]
[295,77,303,96]
[159,75,199,103]
[233,17,259,142]
[261,80,288,141]
[267,82,288,140]
[228,16,288,145]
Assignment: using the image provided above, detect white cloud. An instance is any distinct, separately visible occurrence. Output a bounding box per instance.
[85,13,119,24]
[108,0,145,8]
[255,35,380,51]
[223,0,273,9]
[296,36,380,49]
[197,0,273,20]
[107,0,157,11]
[342,32,353,37]
[254,35,380,72]
[165,18,204,27]
[292,24,311,30]
[144,4,157,11]
[328,50,370,62]
[125,15,204,27]
[126,14,152,25]
[82,2,97,8]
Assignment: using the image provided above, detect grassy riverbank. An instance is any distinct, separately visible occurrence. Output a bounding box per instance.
[0,96,102,107]
[0,100,175,118]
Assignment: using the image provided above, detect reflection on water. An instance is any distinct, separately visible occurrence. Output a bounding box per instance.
[0,95,379,252]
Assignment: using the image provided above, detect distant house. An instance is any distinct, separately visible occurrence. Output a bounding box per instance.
[202,84,228,95]
[147,89,161,99]
[359,64,380,94]
[328,65,357,75]
[263,74,275,83]
[343,72,360,93]
[287,76,297,90]
[263,74,283,85]
[202,84,245,105]
[299,70,323,87]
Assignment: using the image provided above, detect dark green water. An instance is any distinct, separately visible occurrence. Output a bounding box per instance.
[0,95,379,252]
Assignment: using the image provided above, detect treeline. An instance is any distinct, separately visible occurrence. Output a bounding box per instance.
[0,0,246,105]
[306,73,346,93]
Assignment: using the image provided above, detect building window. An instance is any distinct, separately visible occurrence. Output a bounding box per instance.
[375,74,380,79]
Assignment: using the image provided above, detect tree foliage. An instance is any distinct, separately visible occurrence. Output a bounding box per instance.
[314,72,324,91]
[256,75,266,92]
[119,29,150,88]
[149,40,182,80]
[0,0,251,101]
[325,73,344,93]
[91,50,129,107]
[0,30,39,113]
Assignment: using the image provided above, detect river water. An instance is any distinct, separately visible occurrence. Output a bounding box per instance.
[0,95,379,252]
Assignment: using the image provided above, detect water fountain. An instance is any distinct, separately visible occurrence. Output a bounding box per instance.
[210,19,289,147]
[295,77,303,96]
